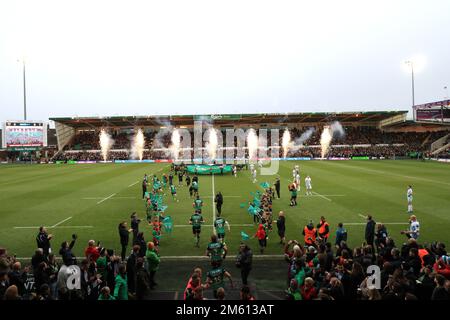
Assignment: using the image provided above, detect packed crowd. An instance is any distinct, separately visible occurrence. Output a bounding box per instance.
[54,127,449,161]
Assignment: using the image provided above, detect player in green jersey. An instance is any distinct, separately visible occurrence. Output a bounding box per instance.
[193,196,203,213]
[170,184,179,202]
[189,211,205,247]
[206,263,233,299]
[191,180,199,197]
[205,234,228,266]
[214,216,230,243]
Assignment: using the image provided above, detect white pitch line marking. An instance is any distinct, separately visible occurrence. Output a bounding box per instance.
[128,181,139,188]
[174,224,253,228]
[211,174,216,234]
[312,191,332,201]
[203,195,242,198]
[97,193,116,204]
[358,214,368,219]
[14,226,93,229]
[300,194,346,197]
[344,222,408,226]
[51,216,72,227]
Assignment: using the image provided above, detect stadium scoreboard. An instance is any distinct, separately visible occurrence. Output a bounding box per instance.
[2,121,48,151]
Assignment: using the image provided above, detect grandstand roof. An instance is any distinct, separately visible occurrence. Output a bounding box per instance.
[50,111,408,128]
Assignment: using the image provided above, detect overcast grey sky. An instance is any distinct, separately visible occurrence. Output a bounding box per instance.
[0,0,449,124]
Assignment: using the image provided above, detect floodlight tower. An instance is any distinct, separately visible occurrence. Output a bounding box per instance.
[405,60,415,121]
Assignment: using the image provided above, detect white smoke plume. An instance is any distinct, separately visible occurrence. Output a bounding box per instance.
[294,127,315,146]
[206,128,219,161]
[153,120,173,157]
[247,128,259,161]
[282,129,292,158]
[99,129,114,162]
[130,128,145,161]
[169,129,181,161]
[320,121,345,158]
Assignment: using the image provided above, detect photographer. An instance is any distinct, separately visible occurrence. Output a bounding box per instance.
[236,243,253,286]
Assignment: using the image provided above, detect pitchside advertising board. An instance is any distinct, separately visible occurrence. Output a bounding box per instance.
[2,121,47,151]
[414,99,450,123]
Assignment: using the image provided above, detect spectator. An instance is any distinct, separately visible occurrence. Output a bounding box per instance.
[130,212,141,245]
[84,240,100,262]
[365,215,376,247]
[375,223,388,252]
[4,285,21,300]
[301,277,317,300]
[36,227,52,257]
[145,242,160,289]
[98,286,115,300]
[431,274,450,300]
[184,272,202,300]
[135,257,151,300]
[118,221,131,261]
[113,263,128,300]
[335,223,347,248]
[31,249,46,273]
[236,243,253,286]
[240,285,255,300]
[135,232,147,258]
[59,234,77,266]
[126,245,140,295]
[216,287,225,300]
[8,262,25,296]
[255,224,267,254]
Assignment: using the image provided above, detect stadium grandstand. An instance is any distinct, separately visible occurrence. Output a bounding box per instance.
[46,111,450,163]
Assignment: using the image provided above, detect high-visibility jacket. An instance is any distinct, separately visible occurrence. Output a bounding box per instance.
[318,222,330,239]
[418,248,429,266]
[304,227,317,245]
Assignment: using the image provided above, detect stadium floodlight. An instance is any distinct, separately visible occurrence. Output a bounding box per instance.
[16,57,27,120]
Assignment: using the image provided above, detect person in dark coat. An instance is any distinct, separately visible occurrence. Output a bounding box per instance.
[118,222,131,261]
[142,179,147,199]
[186,175,191,187]
[8,262,26,296]
[36,227,52,257]
[276,211,286,244]
[431,275,450,300]
[236,243,253,286]
[59,234,77,266]
[31,249,46,273]
[135,258,151,300]
[126,245,140,294]
[136,232,147,258]
[130,212,141,245]
[214,192,224,216]
[365,215,376,247]
[274,178,281,199]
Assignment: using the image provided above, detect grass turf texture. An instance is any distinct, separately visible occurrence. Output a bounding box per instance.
[1,160,449,260]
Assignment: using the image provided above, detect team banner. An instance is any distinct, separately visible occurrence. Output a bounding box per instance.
[186,164,233,174]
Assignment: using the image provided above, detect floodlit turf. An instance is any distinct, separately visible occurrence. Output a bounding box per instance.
[0,160,449,259]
